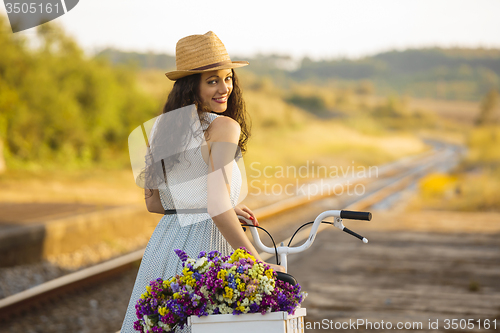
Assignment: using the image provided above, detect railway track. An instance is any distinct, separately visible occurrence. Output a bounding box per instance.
[0,144,461,328]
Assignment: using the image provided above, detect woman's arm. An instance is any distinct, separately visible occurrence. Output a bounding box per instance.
[145,188,164,214]
[206,117,284,272]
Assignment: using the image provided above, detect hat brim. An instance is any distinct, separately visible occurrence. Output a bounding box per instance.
[165,61,249,81]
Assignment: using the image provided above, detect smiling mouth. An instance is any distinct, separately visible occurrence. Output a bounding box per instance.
[213,97,227,103]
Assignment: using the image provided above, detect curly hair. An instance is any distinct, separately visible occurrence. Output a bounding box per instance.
[141,69,251,199]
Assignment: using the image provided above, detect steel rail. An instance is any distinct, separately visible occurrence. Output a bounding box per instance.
[0,146,457,322]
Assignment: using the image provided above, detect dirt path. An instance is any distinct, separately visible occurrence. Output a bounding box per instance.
[284,210,500,333]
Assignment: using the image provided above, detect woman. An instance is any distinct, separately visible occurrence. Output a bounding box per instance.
[121,31,284,332]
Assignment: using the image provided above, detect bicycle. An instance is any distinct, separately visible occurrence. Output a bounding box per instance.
[189,210,371,333]
[237,209,372,284]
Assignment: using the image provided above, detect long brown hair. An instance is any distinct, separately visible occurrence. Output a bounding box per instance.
[163,70,250,149]
[142,69,251,199]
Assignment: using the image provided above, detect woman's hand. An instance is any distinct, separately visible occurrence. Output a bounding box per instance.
[233,206,284,272]
[267,262,286,273]
[235,204,259,227]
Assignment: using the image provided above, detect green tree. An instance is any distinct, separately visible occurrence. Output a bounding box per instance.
[475,89,499,126]
[355,80,375,95]
[372,95,410,118]
[0,15,158,169]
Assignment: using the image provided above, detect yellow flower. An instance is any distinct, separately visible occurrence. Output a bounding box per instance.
[173,292,181,299]
[229,248,256,263]
[158,307,169,316]
[184,276,196,288]
[265,269,274,279]
[235,301,245,312]
[217,269,227,280]
[237,283,246,292]
[223,286,234,300]
[163,277,177,289]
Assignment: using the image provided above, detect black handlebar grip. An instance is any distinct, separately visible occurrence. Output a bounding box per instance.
[340,210,372,221]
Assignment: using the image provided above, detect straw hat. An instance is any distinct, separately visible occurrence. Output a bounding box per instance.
[165,31,248,81]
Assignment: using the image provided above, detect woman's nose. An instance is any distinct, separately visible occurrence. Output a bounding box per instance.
[218,81,230,94]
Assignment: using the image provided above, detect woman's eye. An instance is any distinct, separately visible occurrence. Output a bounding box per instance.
[208,80,217,85]
[225,76,233,81]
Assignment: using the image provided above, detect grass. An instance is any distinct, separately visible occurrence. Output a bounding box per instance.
[408,126,500,212]
[0,167,144,205]
[4,69,480,206]
[135,69,173,104]
[243,89,428,190]
[363,95,485,126]
[409,169,500,212]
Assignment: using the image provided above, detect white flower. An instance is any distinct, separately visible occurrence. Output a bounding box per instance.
[194,257,207,270]
[143,315,154,330]
[158,321,171,331]
[219,304,232,314]
[200,286,210,298]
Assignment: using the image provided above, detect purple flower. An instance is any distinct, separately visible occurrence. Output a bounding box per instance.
[174,249,188,262]
[133,320,142,331]
[221,262,232,270]
[250,302,260,313]
[208,250,220,259]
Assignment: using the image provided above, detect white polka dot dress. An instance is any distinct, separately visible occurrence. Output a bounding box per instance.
[120,112,242,332]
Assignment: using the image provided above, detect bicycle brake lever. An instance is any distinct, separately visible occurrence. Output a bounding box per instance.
[333,218,368,243]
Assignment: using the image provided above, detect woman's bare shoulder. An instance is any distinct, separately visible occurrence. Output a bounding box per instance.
[208,116,241,142]
[211,115,240,129]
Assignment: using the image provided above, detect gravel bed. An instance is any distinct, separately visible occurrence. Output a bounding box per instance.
[4,265,139,333]
[0,194,275,300]
[0,262,72,299]
[0,234,150,299]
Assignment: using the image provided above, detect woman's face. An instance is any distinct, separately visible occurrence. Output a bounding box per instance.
[199,69,233,113]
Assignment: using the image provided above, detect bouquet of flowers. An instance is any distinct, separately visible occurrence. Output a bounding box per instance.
[134,247,307,333]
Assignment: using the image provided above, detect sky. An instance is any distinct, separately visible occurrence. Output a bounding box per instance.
[2,0,500,60]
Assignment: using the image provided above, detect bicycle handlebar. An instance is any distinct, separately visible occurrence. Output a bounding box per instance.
[238,209,371,272]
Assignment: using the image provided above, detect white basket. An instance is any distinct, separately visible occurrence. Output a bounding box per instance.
[188,307,306,333]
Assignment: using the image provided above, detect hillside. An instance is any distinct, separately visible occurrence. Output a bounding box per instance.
[96,47,500,101]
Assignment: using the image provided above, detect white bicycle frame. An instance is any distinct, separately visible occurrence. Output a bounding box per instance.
[237,210,369,273]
